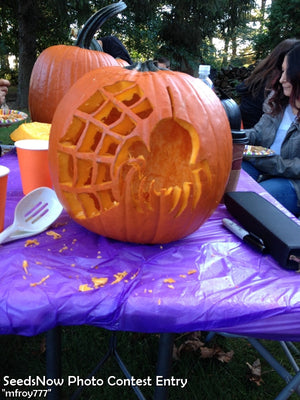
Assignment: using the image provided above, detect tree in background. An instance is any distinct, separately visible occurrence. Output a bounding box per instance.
[92,0,164,60]
[1,0,299,109]
[0,0,18,73]
[253,0,300,60]
[104,0,255,75]
[215,0,255,66]
[0,0,93,107]
[17,0,37,109]
[157,1,224,74]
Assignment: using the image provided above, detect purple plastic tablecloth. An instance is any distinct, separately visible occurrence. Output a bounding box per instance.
[1,151,300,340]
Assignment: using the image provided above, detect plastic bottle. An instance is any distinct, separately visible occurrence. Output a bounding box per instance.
[199,65,213,89]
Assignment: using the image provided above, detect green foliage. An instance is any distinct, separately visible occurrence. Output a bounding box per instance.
[267,0,300,41]
[2,0,300,107]
[1,0,299,72]
[0,0,257,73]
[253,0,300,60]
[0,1,19,56]
[0,0,94,57]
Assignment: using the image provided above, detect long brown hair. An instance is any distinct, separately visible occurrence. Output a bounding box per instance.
[268,43,300,120]
[245,38,300,98]
[287,43,300,120]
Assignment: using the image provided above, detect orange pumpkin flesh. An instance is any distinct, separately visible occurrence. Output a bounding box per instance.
[49,63,232,244]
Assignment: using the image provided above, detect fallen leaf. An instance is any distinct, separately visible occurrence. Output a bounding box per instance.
[246,358,264,385]
[189,331,202,341]
[247,358,261,375]
[199,346,216,358]
[216,349,234,363]
[175,334,234,364]
[178,339,205,355]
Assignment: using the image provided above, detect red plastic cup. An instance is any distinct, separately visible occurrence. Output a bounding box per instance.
[15,139,52,195]
[0,165,10,232]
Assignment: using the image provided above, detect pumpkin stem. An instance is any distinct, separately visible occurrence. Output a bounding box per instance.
[76,1,127,50]
[125,61,162,72]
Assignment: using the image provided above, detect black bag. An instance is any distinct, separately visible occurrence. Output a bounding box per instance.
[224,191,300,270]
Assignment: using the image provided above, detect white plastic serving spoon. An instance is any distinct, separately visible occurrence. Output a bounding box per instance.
[0,187,63,244]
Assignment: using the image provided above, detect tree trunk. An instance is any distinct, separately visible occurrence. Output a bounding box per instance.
[232,37,237,58]
[223,38,229,65]
[261,0,267,17]
[259,0,267,34]
[17,0,37,109]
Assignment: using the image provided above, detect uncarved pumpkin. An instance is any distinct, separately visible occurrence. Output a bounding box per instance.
[28,2,127,123]
[49,61,232,244]
[116,58,130,67]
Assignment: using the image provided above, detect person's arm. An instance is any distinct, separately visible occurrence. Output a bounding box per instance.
[245,112,279,147]
[0,79,10,104]
[252,155,300,179]
[252,122,300,179]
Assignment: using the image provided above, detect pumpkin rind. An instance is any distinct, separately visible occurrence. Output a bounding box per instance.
[49,65,232,244]
[116,58,130,67]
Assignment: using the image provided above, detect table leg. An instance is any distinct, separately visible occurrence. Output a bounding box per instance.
[153,333,175,400]
[70,332,147,400]
[46,327,61,400]
[44,329,174,400]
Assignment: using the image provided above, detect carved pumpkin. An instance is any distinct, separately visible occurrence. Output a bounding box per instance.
[49,62,232,244]
[29,2,126,123]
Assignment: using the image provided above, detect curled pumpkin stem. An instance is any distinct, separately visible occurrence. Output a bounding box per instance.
[76,1,127,50]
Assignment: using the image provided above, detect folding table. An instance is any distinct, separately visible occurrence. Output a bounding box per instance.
[1,150,300,399]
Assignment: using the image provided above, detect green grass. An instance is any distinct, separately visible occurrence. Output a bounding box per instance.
[0,123,18,145]
[0,113,30,146]
[1,327,300,399]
